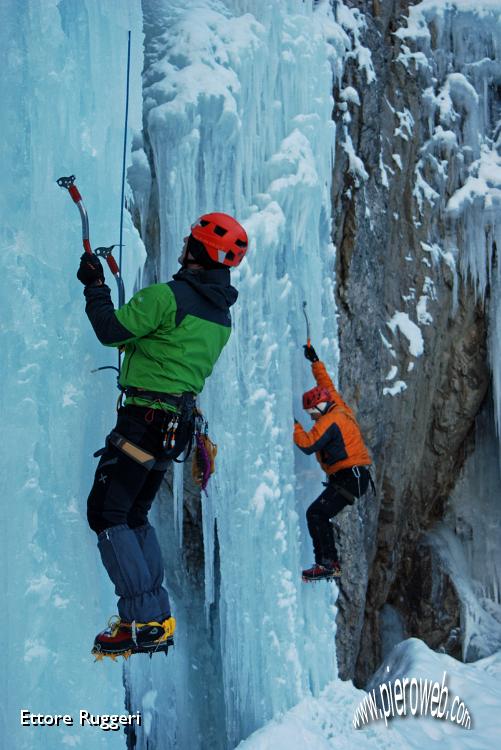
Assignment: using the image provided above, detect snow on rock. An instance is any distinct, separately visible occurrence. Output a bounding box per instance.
[391,153,403,171]
[416,277,436,326]
[394,108,415,141]
[383,381,408,398]
[336,1,375,84]
[387,312,424,357]
[380,332,396,359]
[339,85,361,106]
[342,131,369,183]
[392,0,501,455]
[385,366,398,382]
[334,1,376,187]
[381,311,425,396]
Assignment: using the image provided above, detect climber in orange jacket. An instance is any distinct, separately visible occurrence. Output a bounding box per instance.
[294,343,373,581]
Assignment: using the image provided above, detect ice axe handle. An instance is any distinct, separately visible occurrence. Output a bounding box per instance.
[106,256,119,275]
[57,175,92,254]
[68,184,82,203]
[302,301,311,348]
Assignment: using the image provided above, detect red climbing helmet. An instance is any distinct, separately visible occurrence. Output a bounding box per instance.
[302,386,331,411]
[190,212,248,267]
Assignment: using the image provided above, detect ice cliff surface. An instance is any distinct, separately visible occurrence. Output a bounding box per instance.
[127,1,344,747]
[3,1,501,749]
[2,1,143,748]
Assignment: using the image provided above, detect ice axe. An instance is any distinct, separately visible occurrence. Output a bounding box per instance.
[58,175,124,380]
[57,175,125,307]
[302,300,311,347]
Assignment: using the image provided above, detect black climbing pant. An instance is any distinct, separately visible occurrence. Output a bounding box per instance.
[87,404,194,623]
[306,467,370,565]
[87,405,193,534]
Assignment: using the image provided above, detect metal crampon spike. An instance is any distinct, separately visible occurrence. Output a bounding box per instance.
[92,649,127,662]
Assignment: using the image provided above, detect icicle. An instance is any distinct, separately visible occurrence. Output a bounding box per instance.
[172,460,184,547]
[136,0,365,744]
[201,480,216,622]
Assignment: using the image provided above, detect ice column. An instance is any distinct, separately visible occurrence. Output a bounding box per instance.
[135,0,351,744]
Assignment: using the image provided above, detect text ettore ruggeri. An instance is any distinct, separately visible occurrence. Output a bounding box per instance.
[20,710,142,732]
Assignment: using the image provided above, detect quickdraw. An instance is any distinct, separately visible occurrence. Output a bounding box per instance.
[163,413,180,451]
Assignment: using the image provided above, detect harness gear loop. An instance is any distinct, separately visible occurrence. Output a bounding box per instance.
[145,408,155,424]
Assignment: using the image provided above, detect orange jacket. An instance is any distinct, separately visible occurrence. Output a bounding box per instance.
[293,361,371,475]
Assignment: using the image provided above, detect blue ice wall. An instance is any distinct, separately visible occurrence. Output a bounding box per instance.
[2,1,370,748]
[1,2,144,748]
[127,1,357,747]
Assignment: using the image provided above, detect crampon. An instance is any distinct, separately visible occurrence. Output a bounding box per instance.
[92,615,176,661]
[302,562,341,582]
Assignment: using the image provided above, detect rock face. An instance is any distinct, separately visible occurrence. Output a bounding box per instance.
[128,0,501,712]
[331,0,496,685]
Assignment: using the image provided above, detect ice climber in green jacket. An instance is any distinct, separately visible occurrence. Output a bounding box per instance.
[76,213,248,659]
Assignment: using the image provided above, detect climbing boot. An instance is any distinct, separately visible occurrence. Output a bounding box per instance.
[92,615,176,660]
[302,561,341,582]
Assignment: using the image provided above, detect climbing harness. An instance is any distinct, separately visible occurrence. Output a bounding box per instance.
[121,387,197,452]
[328,480,358,506]
[326,466,376,505]
[123,386,196,412]
[113,387,201,468]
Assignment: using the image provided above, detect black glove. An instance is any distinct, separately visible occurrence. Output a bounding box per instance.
[303,344,319,362]
[77,253,104,287]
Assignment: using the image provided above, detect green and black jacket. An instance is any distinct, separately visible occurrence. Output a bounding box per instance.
[84,268,238,410]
